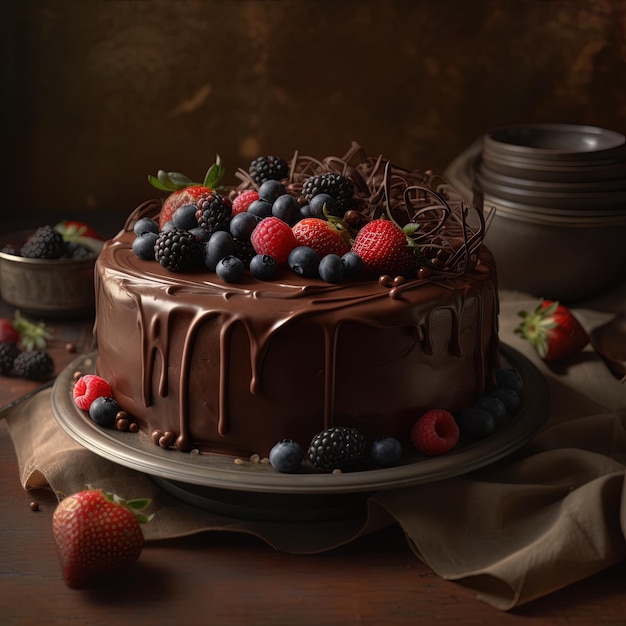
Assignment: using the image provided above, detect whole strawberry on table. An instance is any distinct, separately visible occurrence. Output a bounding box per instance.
[515,299,590,362]
[52,488,153,589]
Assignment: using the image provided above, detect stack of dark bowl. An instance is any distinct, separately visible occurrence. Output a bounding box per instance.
[474,123,626,303]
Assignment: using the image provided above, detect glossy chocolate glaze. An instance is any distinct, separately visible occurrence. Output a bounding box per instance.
[95,207,499,458]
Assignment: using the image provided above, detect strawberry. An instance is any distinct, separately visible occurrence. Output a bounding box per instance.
[515,299,589,361]
[0,318,19,344]
[148,157,225,230]
[410,409,460,456]
[292,217,351,258]
[12,310,53,351]
[52,488,153,589]
[54,220,102,241]
[54,220,105,256]
[350,218,419,278]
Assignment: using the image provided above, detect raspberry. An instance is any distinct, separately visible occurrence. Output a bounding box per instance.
[250,217,298,264]
[73,374,113,411]
[410,409,460,456]
[231,189,259,216]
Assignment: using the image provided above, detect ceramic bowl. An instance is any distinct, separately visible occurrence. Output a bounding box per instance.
[479,151,626,183]
[481,195,626,302]
[477,160,626,193]
[476,171,626,210]
[0,230,99,318]
[443,141,626,302]
[483,123,626,162]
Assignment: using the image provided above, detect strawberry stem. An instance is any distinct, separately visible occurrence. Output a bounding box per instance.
[13,310,54,351]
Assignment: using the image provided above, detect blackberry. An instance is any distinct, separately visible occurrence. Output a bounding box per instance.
[12,350,54,380]
[249,155,289,185]
[301,173,354,216]
[154,228,199,272]
[0,342,19,375]
[65,242,94,260]
[308,426,367,471]
[20,225,65,259]
[195,194,232,235]
[233,237,255,266]
[1,244,18,256]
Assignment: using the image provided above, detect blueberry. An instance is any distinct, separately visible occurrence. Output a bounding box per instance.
[230,212,259,240]
[161,220,176,233]
[288,246,320,278]
[309,193,337,218]
[88,396,121,429]
[132,231,158,260]
[299,205,312,220]
[216,255,245,282]
[249,254,277,280]
[456,407,496,440]
[318,254,345,283]
[269,439,304,473]
[341,252,363,278]
[133,217,159,236]
[258,179,285,203]
[189,227,210,244]
[247,199,274,219]
[271,193,299,224]
[370,436,402,467]
[490,388,521,415]
[495,368,524,394]
[171,203,199,230]
[203,231,234,271]
[473,396,508,427]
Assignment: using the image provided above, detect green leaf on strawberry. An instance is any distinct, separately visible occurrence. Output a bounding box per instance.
[148,155,225,193]
[203,155,225,189]
[13,310,54,351]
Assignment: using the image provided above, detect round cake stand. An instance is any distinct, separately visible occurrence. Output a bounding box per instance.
[51,345,548,521]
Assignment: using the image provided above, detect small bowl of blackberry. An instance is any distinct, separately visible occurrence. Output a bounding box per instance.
[0,221,104,318]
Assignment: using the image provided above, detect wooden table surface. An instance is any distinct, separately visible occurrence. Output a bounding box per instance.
[2,216,626,625]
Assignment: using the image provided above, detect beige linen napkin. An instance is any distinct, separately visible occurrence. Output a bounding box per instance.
[3,287,626,610]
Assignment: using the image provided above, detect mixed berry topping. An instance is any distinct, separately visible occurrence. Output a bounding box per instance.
[137,146,488,287]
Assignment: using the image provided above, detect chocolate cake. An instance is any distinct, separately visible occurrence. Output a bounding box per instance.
[93,144,499,460]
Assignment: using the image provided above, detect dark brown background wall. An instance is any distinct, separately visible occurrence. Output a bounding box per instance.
[5,0,626,223]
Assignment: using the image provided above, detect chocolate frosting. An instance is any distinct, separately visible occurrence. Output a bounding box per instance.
[95,146,499,458]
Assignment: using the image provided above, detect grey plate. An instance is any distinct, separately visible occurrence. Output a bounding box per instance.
[51,345,548,496]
